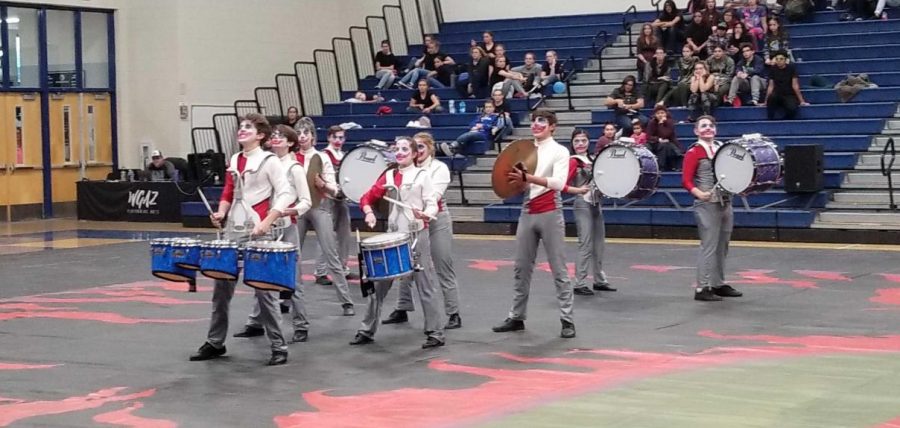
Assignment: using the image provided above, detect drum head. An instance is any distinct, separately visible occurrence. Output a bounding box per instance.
[593,144,641,198]
[362,232,409,245]
[491,139,538,199]
[306,154,324,208]
[245,241,296,251]
[713,143,755,194]
[339,146,391,203]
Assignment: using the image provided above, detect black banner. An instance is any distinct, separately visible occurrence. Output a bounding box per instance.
[77,181,196,222]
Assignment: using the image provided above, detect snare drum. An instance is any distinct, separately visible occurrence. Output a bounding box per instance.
[339,145,393,203]
[360,232,413,281]
[150,239,197,282]
[593,144,660,200]
[199,240,241,281]
[713,136,782,195]
[243,241,298,292]
[171,238,202,270]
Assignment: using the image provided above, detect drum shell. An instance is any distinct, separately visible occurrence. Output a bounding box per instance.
[171,239,202,270]
[593,144,660,200]
[713,139,782,196]
[339,145,391,203]
[243,244,298,292]
[199,242,240,281]
[360,234,413,281]
[150,239,197,282]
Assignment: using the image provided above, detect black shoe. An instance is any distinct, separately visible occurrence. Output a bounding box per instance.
[290,330,308,343]
[315,275,333,286]
[267,351,287,366]
[446,313,462,329]
[349,333,374,345]
[694,287,724,301]
[713,284,743,297]
[280,304,290,314]
[345,272,359,280]
[593,282,617,292]
[574,287,595,296]
[560,320,576,339]
[233,326,265,338]
[189,343,226,361]
[492,318,525,333]
[382,310,408,324]
[342,304,356,316]
[422,337,445,349]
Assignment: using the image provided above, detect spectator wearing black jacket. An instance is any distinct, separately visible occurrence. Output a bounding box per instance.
[685,11,712,59]
[456,46,491,99]
[765,50,809,120]
[644,48,672,106]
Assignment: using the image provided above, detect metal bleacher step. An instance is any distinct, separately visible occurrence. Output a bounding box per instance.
[554,111,594,124]
[815,211,900,227]
[831,191,900,205]
[444,188,498,205]
[446,205,485,222]
[544,98,608,110]
[843,172,900,188]
[568,83,620,97]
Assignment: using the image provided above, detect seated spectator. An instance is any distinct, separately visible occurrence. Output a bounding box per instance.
[146,150,178,181]
[686,61,717,122]
[603,75,647,136]
[685,11,712,59]
[492,44,508,68]
[470,31,498,62]
[511,52,542,95]
[646,105,682,171]
[429,54,455,88]
[488,55,509,94]
[402,34,434,73]
[374,40,398,90]
[874,0,899,19]
[407,80,443,114]
[630,119,649,146]
[397,41,453,89]
[727,42,767,106]
[595,122,618,154]
[662,45,700,107]
[345,91,384,103]
[727,22,756,60]
[644,47,672,107]
[456,46,491,99]
[706,22,731,58]
[285,106,301,130]
[652,0,684,54]
[533,50,563,95]
[844,0,878,19]
[763,17,793,65]
[742,0,768,40]
[440,100,498,156]
[707,45,735,102]
[701,0,722,32]
[636,24,660,80]
[491,89,515,140]
[724,0,749,9]
[688,0,707,12]
[765,50,809,120]
[721,8,739,34]
[494,56,529,98]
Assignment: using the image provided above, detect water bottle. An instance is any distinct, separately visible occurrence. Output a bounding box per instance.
[119,170,126,181]
[127,170,135,182]
[459,101,466,114]
[449,100,456,114]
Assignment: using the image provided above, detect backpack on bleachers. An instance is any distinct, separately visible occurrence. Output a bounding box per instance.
[784,0,813,22]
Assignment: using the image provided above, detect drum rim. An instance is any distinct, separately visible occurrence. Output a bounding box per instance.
[364,270,414,281]
[201,240,240,249]
[243,279,294,292]
[200,269,240,280]
[151,270,195,282]
[244,241,298,252]
[338,145,391,203]
[361,232,411,249]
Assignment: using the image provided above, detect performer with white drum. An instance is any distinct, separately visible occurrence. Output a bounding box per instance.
[382,132,462,329]
[234,125,313,344]
[351,136,446,349]
[681,115,743,302]
[565,129,614,297]
[294,118,356,316]
[314,125,355,283]
[492,109,576,339]
[191,113,295,366]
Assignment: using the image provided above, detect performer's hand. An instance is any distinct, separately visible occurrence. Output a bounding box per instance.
[412,209,431,221]
[252,219,272,237]
[314,174,327,189]
[506,170,525,188]
[210,212,226,229]
[695,190,712,202]
[568,186,590,195]
[365,212,377,229]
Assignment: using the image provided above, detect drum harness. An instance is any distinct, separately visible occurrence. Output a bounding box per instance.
[696,139,732,206]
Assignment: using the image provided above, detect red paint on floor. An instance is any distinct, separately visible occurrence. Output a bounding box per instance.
[880,274,900,284]
[794,270,853,282]
[0,311,203,324]
[536,262,577,277]
[0,362,59,370]
[875,416,900,428]
[0,387,156,426]
[730,269,819,289]
[870,289,900,307]
[93,402,177,428]
[467,260,515,272]
[631,264,691,273]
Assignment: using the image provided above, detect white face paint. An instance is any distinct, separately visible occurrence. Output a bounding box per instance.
[237,120,259,146]
[531,116,551,139]
[395,139,414,167]
[695,119,717,141]
[297,127,314,150]
[414,137,430,163]
[269,130,289,153]
[572,135,590,154]
[329,132,345,151]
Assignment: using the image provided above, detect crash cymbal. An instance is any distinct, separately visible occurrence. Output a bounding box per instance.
[491,139,538,199]
[307,153,324,209]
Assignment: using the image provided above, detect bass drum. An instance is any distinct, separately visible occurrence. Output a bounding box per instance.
[593,144,660,200]
[338,144,394,203]
[713,135,782,196]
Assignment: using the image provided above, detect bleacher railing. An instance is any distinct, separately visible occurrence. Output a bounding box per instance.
[623,5,638,58]
[592,30,613,84]
[650,0,663,14]
[191,127,220,154]
[881,136,898,210]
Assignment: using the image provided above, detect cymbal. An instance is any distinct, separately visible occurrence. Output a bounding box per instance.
[306,153,324,209]
[491,139,538,199]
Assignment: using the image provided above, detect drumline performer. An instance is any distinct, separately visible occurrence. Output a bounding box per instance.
[565,129,614,297]
[382,132,462,329]
[191,113,295,366]
[492,109,576,339]
[313,126,355,284]
[234,125,313,343]
[681,115,743,302]
[351,136,446,349]
[293,117,356,315]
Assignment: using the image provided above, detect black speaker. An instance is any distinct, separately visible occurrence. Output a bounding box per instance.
[783,144,824,193]
[189,152,226,185]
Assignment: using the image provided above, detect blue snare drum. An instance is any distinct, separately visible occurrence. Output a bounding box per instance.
[171,238,202,270]
[360,232,413,281]
[199,240,240,281]
[243,241,298,292]
[150,239,197,282]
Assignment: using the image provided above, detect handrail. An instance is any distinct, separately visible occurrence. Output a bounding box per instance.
[591,30,613,84]
[881,136,897,210]
[563,55,578,111]
[622,5,638,57]
[651,0,663,14]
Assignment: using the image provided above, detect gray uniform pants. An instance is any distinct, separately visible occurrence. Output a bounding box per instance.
[395,210,461,315]
[693,201,733,288]
[358,229,445,341]
[573,198,608,288]
[297,201,354,306]
[509,209,574,323]
[245,224,309,332]
[315,199,353,277]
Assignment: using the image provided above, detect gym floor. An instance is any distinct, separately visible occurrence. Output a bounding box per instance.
[2,220,900,427]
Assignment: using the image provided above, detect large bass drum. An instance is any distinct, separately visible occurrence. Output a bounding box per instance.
[593,143,660,200]
[712,135,783,196]
[338,144,394,203]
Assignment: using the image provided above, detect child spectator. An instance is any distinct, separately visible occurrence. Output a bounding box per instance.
[685,11,712,59]
[595,122,619,154]
[630,119,648,146]
[726,42,766,106]
[408,80,442,114]
[652,0,684,54]
[742,0,768,40]
[646,105,682,171]
[765,50,809,120]
[440,100,498,156]
[644,48,672,107]
[374,40,398,90]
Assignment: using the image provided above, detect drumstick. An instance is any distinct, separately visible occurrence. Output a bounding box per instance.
[197,187,223,240]
[383,196,437,220]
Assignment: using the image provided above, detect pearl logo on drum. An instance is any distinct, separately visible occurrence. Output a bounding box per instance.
[727,147,747,161]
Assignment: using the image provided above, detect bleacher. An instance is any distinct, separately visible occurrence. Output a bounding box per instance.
[186,1,900,236]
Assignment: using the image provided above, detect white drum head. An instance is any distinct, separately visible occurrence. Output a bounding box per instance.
[362,232,409,245]
[245,241,296,251]
[714,143,755,194]
[339,146,390,203]
[593,145,640,198]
